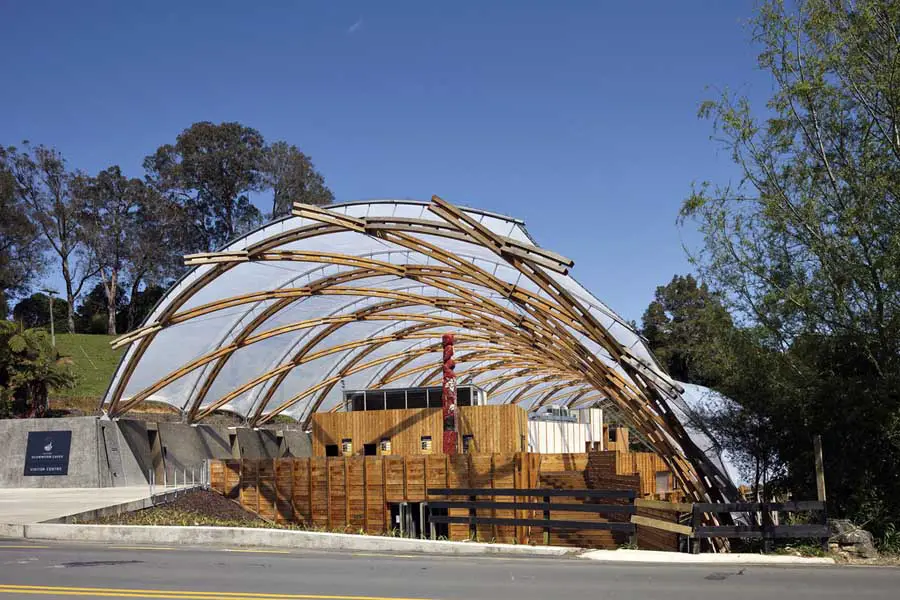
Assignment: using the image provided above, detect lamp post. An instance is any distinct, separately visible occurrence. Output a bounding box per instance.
[41,288,58,347]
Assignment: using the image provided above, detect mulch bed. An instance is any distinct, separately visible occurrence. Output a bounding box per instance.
[88,489,277,528]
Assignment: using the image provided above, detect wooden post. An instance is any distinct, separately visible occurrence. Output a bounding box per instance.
[543,495,551,546]
[814,435,829,552]
[813,435,826,502]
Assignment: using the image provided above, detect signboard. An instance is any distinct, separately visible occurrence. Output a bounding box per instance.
[23,430,72,476]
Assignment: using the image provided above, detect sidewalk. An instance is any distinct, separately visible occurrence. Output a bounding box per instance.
[0,485,196,525]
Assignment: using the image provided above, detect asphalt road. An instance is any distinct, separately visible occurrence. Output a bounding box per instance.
[1,539,898,600]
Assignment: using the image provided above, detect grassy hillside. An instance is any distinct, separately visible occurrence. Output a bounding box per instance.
[53,333,123,400]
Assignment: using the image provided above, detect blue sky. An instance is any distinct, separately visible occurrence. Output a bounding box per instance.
[0,1,772,322]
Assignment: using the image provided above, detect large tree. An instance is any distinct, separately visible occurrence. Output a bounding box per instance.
[263,141,334,218]
[0,151,45,316]
[12,292,70,332]
[123,191,188,332]
[5,144,96,333]
[144,122,266,252]
[681,0,900,532]
[72,166,148,335]
[640,274,733,385]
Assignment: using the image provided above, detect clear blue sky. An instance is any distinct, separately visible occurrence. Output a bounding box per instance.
[0,0,772,323]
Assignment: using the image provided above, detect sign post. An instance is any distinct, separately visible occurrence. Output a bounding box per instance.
[23,430,72,476]
[441,333,458,454]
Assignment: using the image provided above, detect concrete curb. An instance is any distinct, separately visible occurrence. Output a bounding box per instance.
[2,523,577,557]
[580,549,835,565]
[0,524,24,538]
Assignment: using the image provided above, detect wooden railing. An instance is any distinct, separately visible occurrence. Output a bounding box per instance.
[426,487,636,544]
[691,501,829,552]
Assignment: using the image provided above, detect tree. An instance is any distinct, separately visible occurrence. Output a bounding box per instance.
[681,0,900,532]
[12,293,70,332]
[0,320,75,418]
[5,143,96,332]
[640,274,733,384]
[76,282,125,334]
[72,166,147,335]
[144,122,266,252]
[123,284,167,332]
[123,189,189,332]
[262,141,334,218]
[0,151,45,315]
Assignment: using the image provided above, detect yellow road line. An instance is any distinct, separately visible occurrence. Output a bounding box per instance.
[108,546,177,551]
[0,585,430,600]
[222,548,293,554]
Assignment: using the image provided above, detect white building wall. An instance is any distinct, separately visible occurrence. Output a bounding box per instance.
[527,408,604,454]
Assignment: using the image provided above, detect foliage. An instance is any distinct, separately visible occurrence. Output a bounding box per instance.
[4,143,96,333]
[12,292,70,331]
[679,0,900,534]
[640,274,733,384]
[72,166,162,335]
[263,141,334,218]
[879,523,900,555]
[144,121,266,252]
[0,155,45,313]
[76,282,126,334]
[0,320,75,417]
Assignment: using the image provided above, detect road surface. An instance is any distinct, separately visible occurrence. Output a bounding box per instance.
[1,538,897,599]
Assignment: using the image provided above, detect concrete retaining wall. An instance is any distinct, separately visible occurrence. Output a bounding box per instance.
[234,428,281,459]
[280,430,312,457]
[0,417,103,488]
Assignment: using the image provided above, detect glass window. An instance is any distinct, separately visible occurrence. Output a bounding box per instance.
[420,436,433,454]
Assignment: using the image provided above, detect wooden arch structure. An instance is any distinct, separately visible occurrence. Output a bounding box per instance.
[101,197,735,503]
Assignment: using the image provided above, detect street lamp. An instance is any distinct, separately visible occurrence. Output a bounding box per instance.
[40,288,58,347]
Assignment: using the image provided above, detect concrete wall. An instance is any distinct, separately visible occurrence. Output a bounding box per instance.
[0,417,145,488]
[280,430,312,457]
[234,428,281,459]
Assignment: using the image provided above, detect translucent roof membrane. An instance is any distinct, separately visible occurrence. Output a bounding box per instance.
[102,198,735,500]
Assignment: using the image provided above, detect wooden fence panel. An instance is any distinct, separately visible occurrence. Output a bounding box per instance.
[364,458,385,534]
[239,460,259,514]
[274,459,293,522]
[328,458,348,530]
[346,457,366,530]
[469,454,494,541]
[309,458,329,529]
[492,454,516,543]
[257,460,276,521]
[384,457,406,503]
[447,454,470,540]
[209,460,225,494]
[405,457,426,502]
[292,458,312,525]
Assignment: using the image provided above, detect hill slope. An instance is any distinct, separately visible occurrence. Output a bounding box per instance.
[53,333,122,401]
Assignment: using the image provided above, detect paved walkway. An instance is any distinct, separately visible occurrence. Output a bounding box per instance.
[0,487,159,524]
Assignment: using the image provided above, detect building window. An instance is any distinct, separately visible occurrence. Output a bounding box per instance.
[462,435,474,454]
[655,471,672,494]
[380,438,392,455]
[363,443,377,456]
[608,428,617,443]
[420,436,433,454]
[341,438,353,456]
[325,444,339,457]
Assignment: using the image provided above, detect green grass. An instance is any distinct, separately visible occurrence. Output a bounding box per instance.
[53,333,123,400]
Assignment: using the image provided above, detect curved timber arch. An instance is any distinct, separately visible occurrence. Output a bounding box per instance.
[102,196,736,504]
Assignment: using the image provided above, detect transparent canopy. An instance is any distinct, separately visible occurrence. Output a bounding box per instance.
[102,198,735,500]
